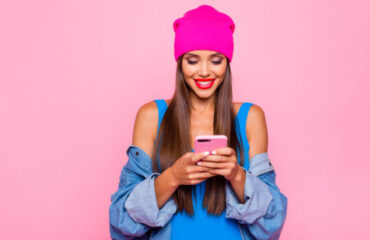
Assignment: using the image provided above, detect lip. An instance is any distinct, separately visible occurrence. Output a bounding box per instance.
[194,78,216,89]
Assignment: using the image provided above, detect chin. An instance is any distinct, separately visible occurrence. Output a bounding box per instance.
[193,89,216,99]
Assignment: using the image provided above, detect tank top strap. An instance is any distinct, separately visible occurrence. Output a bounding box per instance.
[153,99,168,172]
[153,99,168,140]
[235,102,254,170]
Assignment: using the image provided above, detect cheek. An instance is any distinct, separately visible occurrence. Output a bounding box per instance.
[213,65,227,76]
[182,64,198,78]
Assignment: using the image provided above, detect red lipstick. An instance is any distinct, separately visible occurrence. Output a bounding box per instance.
[194,78,216,89]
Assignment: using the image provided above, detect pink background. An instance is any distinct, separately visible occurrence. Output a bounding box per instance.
[1,1,369,239]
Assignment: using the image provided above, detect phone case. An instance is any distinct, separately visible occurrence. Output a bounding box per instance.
[194,135,228,153]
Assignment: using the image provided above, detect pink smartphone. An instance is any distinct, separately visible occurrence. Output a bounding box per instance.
[194,135,228,153]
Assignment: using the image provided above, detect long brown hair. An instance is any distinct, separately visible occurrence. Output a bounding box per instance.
[151,54,245,216]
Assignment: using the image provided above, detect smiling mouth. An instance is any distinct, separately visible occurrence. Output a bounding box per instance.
[194,78,216,89]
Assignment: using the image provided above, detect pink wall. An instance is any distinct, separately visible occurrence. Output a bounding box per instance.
[1,1,369,239]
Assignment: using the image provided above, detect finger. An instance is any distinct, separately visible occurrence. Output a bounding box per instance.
[187,165,213,172]
[211,147,235,156]
[202,154,231,162]
[189,172,216,179]
[197,161,231,169]
[188,151,211,164]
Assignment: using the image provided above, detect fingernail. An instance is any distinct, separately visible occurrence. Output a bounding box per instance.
[204,151,210,156]
[196,161,202,166]
[211,151,216,155]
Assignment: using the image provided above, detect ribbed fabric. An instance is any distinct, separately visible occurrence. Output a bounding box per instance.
[173,4,235,62]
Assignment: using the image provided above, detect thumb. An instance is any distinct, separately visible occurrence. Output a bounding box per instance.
[189,151,210,164]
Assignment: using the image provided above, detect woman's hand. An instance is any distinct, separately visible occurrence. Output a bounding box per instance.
[168,151,217,186]
[197,147,244,182]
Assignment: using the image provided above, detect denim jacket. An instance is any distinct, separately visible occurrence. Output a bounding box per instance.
[109,145,288,240]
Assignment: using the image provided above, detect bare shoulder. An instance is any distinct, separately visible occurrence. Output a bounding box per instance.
[246,103,268,157]
[132,100,159,158]
[248,104,267,125]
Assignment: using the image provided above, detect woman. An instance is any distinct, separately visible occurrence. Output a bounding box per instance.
[109,4,287,240]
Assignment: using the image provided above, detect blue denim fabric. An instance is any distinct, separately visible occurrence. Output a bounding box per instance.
[109,145,288,240]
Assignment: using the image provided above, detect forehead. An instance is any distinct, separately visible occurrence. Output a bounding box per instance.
[184,50,223,58]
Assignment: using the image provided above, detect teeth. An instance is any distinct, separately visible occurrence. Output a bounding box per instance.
[197,81,213,85]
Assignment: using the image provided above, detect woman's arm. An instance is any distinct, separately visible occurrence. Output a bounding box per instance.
[227,104,270,203]
[225,104,288,239]
[131,101,179,209]
[153,167,179,208]
[109,102,178,239]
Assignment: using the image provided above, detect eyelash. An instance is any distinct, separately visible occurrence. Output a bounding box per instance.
[187,60,222,65]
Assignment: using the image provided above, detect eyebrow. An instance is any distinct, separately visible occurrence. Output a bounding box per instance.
[185,53,223,57]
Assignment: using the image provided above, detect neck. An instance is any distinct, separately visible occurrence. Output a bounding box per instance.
[189,93,216,114]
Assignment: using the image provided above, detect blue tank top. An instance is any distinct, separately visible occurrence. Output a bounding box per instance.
[153,99,253,240]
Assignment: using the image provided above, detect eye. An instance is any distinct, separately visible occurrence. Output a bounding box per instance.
[186,58,222,65]
[187,60,198,65]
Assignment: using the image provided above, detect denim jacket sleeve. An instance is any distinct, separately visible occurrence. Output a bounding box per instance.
[109,145,177,240]
[225,152,288,239]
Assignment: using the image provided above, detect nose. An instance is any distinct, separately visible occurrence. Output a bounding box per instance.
[198,61,210,77]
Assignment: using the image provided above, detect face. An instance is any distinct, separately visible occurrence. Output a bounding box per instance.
[182,50,227,99]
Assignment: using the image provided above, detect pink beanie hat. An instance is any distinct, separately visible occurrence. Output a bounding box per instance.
[173,4,235,62]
